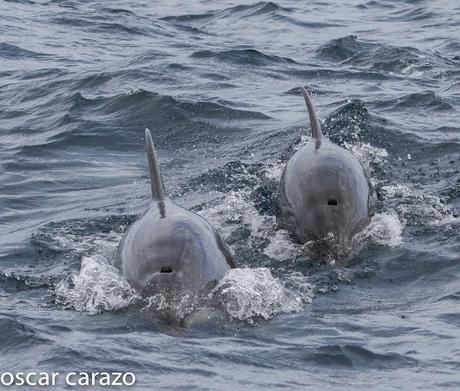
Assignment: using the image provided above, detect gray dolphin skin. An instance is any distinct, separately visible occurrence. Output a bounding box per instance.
[277,88,376,260]
[115,129,236,303]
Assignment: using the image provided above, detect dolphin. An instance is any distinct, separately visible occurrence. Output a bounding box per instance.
[277,88,376,260]
[115,129,236,311]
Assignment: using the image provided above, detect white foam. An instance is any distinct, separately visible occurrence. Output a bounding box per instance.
[44,226,121,258]
[211,268,310,324]
[264,161,284,181]
[344,141,388,174]
[141,291,199,320]
[54,255,140,315]
[201,189,275,245]
[381,184,458,228]
[360,212,404,247]
[380,184,412,199]
[263,229,303,261]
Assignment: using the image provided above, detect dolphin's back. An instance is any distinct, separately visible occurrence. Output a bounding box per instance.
[116,200,234,295]
[278,139,374,245]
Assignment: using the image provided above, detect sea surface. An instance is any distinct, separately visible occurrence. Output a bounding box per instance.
[1,0,459,389]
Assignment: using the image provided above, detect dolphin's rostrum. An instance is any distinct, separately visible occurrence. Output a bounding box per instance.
[116,129,236,309]
[277,88,376,260]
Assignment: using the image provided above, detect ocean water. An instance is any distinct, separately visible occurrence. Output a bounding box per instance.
[1,0,459,389]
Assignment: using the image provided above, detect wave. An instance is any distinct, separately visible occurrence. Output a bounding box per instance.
[322,98,424,152]
[191,48,297,66]
[0,271,51,292]
[64,90,270,122]
[375,91,454,111]
[0,42,48,59]
[0,317,50,353]
[305,344,418,369]
[50,16,147,36]
[287,67,392,81]
[161,2,290,24]
[388,6,436,21]
[14,90,270,152]
[316,35,457,76]
[227,1,289,17]
[316,35,374,63]
[100,7,136,16]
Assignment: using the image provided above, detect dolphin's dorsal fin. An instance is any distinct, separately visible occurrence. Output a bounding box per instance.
[145,128,166,201]
[300,87,323,149]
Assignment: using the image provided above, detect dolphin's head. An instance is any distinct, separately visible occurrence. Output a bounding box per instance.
[115,202,234,322]
[282,142,376,260]
[126,220,210,299]
[118,202,232,303]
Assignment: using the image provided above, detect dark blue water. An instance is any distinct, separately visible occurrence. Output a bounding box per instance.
[1,0,459,389]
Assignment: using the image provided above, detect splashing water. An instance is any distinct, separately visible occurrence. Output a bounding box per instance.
[360,212,404,247]
[264,161,284,181]
[263,229,304,261]
[344,142,389,174]
[54,255,140,315]
[54,260,311,324]
[201,189,275,245]
[381,184,458,229]
[210,268,310,324]
[380,184,412,199]
[140,291,201,321]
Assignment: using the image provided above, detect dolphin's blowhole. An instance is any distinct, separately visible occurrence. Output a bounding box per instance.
[327,199,338,206]
[160,266,173,273]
